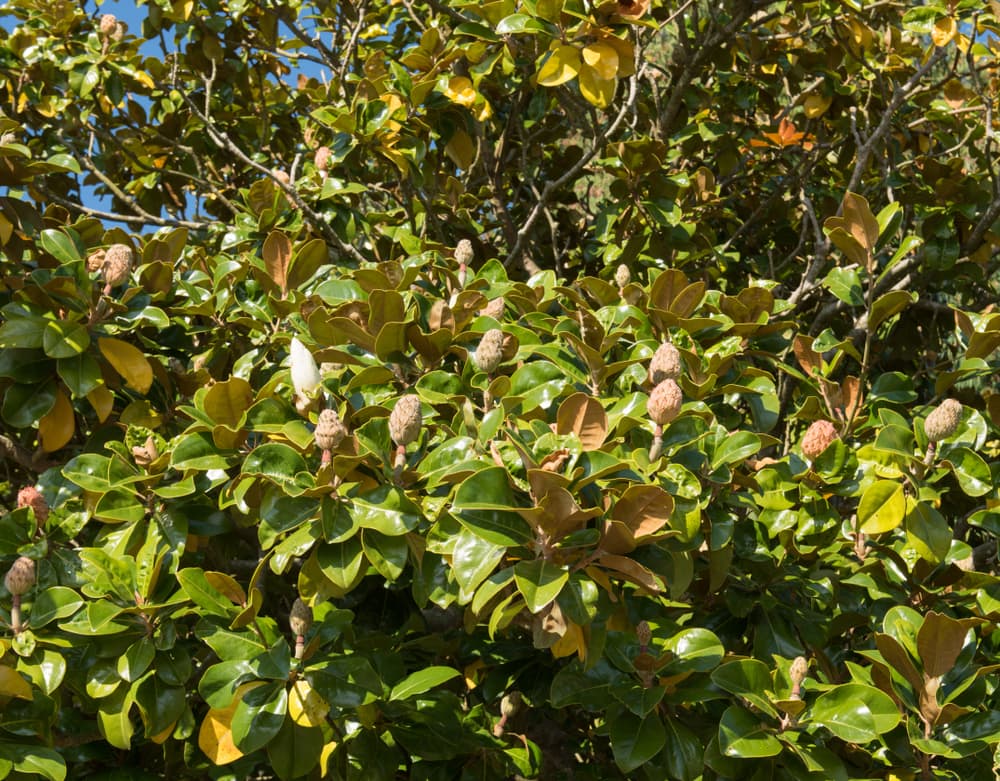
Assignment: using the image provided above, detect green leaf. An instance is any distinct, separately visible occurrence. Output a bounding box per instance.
[361,530,408,582]
[941,447,991,497]
[39,228,83,263]
[610,711,666,773]
[231,680,288,754]
[42,320,90,359]
[453,467,532,545]
[267,717,323,781]
[711,660,778,718]
[29,587,83,628]
[718,705,782,758]
[662,628,725,673]
[242,443,309,490]
[823,266,864,306]
[57,353,102,396]
[349,485,422,535]
[495,13,548,34]
[857,479,905,535]
[177,568,240,617]
[317,537,365,591]
[514,559,569,613]
[171,432,235,471]
[389,666,461,701]
[810,683,899,743]
[904,501,951,563]
[451,526,505,598]
[0,746,67,781]
[0,315,47,349]
[3,382,56,427]
[97,683,136,750]
[117,638,156,682]
[711,430,761,469]
[551,659,627,710]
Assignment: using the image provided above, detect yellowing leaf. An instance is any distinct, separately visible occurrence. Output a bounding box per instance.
[0,665,33,700]
[263,230,292,297]
[582,42,619,81]
[88,385,114,422]
[556,393,607,451]
[132,70,155,89]
[578,64,616,109]
[150,720,177,744]
[288,679,329,727]
[803,93,832,118]
[537,45,581,87]
[38,388,74,452]
[319,741,338,777]
[99,337,153,394]
[445,129,476,170]
[198,682,265,765]
[599,35,635,77]
[444,76,476,107]
[550,619,586,661]
[932,17,957,47]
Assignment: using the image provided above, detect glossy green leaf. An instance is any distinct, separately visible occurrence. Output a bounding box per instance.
[389,666,461,701]
[810,683,899,743]
[857,479,905,535]
[717,705,782,758]
[611,711,666,772]
[514,559,569,613]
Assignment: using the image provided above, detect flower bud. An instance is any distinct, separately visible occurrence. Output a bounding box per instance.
[289,597,313,637]
[647,379,682,426]
[389,394,422,447]
[789,656,808,687]
[801,420,838,461]
[924,399,962,443]
[473,329,504,374]
[102,244,133,288]
[290,337,321,400]
[315,408,347,451]
[636,620,651,647]
[454,239,474,266]
[17,486,49,525]
[500,691,522,718]
[648,342,682,385]
[614,264,630,288]
[4,556,35,596]
[99,13,117,37]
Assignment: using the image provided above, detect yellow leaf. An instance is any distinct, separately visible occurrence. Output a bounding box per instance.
[578,64,616,109]
[99,337,153,394]
[445,129,476,170]
[599,35,635,77]
[0,665,33,700]
[319,741,339,777]
[288,679,329,727]
[444,76,476,107]
[88,386,114,422]
[38,388,74,452]
[803,93,832,118]
[581,42,619,81]
[198,682,265,765]
[550,619,586,660]
[536,45,581,87]
[132,70,155,89]
[464,659,485,689]
[150,721,176,744]
[932,17,957,47]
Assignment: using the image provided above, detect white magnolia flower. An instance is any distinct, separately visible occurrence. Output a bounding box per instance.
[290,337,321,399]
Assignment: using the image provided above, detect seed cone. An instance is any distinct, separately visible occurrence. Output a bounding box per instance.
[614,264,630,288]
[649,342,682,385]
[647,379,682,426]
[315,408,347,451]
[789,656,808,686]
[314,145,331,173]
[99,13,117,36]
[925,398,962,442]
[474,329,504,374]
[17,486,49,525]
[801,419,838,461]
[389,394,422,447]
[102,244,133,288]
[4,556,35,596]
[454,239,474,266]
[636,620,652,647]
[289,598,313,637]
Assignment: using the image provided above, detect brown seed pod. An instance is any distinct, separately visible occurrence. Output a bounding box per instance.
[648,342,682,385]
[614,264,630,289]
[17,486,49,525]
[4,556,35,596]
[99,13,117,36]
[102,243,133,288]
[289,597,313,637]
[315,408,347,451]
[473,329,504,374]
[647,379,682,426]
[636,620,652,647]
[924,398,962,442]
[314,145,331,172]
[801,420,839,461]
[389,394,422,447]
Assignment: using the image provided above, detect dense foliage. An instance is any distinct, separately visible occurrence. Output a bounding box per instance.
[2,0,1000,779]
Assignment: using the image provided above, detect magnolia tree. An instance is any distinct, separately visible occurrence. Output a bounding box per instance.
[1,0,1000,779]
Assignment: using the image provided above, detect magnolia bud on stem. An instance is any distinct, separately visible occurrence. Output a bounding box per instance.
[289,598,313,660]
[5,556,35,634]
[455,239,473,290]
[493,691,522,737]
